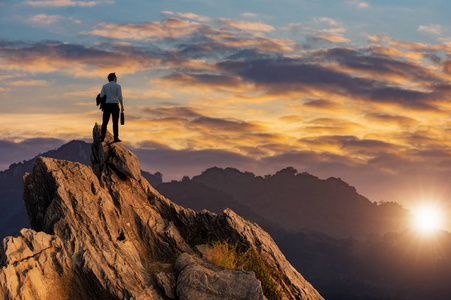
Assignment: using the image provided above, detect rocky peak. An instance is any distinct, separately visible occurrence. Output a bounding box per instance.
[0,124,323,300]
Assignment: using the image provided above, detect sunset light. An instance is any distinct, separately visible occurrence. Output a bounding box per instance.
[412,205,443,233]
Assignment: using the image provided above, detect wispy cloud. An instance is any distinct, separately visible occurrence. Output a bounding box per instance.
[216,18,275,32]
[241,12,259,18]
[23,0,109,7]
[161,11,211,22]
[304,27,350,43]
[418,24,442,35]
[28,14,63,25]
[314,17,340,26]
[9,79,49,86]
[82,19,203,41]
[347,0,370,8]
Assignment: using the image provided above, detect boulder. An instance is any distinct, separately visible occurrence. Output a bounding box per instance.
[175,253,264,300]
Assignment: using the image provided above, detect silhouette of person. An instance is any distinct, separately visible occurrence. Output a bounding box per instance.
[100,73,124,142]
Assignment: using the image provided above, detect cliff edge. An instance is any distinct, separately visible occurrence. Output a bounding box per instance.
[0,124,323,300]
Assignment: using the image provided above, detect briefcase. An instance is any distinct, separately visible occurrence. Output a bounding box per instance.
[121,112,125,125]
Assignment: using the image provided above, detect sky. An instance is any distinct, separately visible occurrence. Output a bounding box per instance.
[1,0,451,225]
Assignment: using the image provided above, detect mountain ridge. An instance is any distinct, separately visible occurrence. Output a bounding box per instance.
[189,166,408,238]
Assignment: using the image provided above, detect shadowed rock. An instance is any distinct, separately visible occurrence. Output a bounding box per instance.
[0,124,323,300]
[175,253,264,300]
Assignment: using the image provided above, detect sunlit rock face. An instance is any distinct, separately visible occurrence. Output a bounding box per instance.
[0,124,323,300]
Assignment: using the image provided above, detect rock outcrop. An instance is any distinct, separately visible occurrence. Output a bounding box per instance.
[0,124,323,300]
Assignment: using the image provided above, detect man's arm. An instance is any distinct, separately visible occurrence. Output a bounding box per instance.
[118,85,124,111]
[100,85,105,97]
[119,98,124,112]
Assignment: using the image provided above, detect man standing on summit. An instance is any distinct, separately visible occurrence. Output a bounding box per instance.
[100,72,124,142]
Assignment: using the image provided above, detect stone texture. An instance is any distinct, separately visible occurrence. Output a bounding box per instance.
[155,272,176,299]
[0,123,324,300]
[175,253,264,300]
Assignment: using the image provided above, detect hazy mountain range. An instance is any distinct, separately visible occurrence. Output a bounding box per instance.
[1,140,450,299]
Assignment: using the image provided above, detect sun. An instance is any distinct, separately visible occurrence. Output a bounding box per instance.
[412,205,442,233]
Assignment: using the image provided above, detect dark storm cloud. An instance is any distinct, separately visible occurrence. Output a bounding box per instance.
[190,116,261,133]
[0,41,117,62]
[314,47,441,83]
[303,99,339,109]
[365,113,419,126]
[215,57,443,110]
[300,135,398,156]
[0,39,198,75]
[339,138,398,154]
[161,72,243,89]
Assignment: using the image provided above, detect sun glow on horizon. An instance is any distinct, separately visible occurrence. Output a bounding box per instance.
[412,204,443,234]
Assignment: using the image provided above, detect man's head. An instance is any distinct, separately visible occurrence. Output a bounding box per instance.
[108,73,117,82]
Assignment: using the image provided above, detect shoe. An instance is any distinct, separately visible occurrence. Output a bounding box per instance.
[114,138,122,143]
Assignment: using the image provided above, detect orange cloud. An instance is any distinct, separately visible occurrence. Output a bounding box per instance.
[217,18,275,32]
[305,27,350,43]
[176,12,211,22]
[9,79,49,86]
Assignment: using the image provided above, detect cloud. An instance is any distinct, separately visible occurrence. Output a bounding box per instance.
[214,56,445,110]
[301,99,344,112]
[176,12,211,22]
[23,0,107,7]
[314,47,441,83]
[418,24,442,35]
[305,118,364,134]
[82,18,204,41]
[28,14,63,25]
[314,17,340,26]
[347,0,369,8]
[304,27,350,43]
[365,113,419,127]
[314,35,351,43]
[241,13,259,18]
[158,72,246,92]
[9,79,49,86]
[0,41,166,77]
[217,18,275,32]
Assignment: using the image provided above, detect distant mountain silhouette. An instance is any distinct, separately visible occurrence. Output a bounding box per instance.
[186,166,409,238]
[0,140,162,239]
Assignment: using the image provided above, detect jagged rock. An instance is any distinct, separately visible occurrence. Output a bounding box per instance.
[0,124,323,300]
[175,253,264,300]
[91,123,141,180]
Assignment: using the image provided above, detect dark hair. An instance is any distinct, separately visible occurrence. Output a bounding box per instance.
[108,73,117,81]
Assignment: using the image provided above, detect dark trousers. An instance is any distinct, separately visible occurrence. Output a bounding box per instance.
[101,103,120,139]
